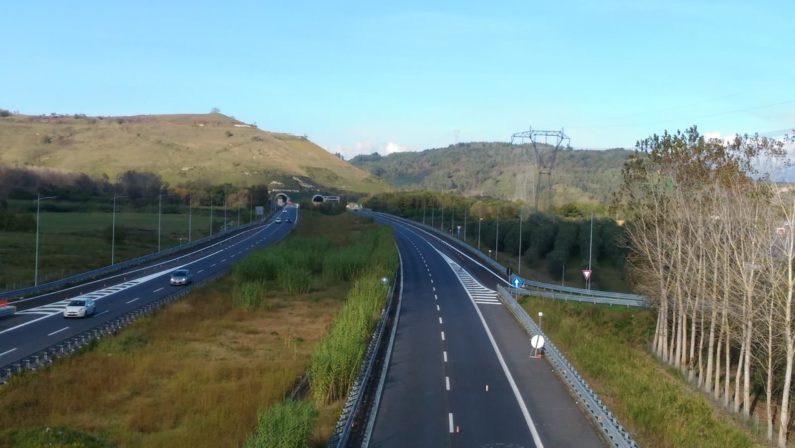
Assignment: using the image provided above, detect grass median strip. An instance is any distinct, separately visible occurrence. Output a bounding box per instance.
[519,297,759,448]
[0,211,396,448]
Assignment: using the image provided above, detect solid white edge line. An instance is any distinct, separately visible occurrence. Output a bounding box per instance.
[362,242,404,447]
[432,246,545,448]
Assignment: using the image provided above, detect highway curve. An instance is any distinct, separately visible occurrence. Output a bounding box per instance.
[367,212,604,448]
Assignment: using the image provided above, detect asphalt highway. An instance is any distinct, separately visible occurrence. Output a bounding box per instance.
[0,205,299,370]
[368,212,604,448]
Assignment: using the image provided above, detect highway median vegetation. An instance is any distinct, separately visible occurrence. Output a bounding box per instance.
[0,210,395,448]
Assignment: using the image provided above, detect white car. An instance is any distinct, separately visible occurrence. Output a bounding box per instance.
[275,218,282,223]
[63,298,96,318]
[170,269,192,286]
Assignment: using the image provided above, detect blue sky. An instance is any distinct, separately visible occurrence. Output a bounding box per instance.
[1,1,793,158]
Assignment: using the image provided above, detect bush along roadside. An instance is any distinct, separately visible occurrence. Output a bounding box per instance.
[243,215,397,447]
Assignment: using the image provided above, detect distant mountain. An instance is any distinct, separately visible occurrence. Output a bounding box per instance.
[0,112,387,194]
[350,142,632,204]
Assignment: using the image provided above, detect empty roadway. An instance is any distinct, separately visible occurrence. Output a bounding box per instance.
[368,212,603,448]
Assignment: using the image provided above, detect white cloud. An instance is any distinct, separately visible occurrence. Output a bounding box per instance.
[383,142,411,155]
[703,131,738,143]
[327,141,415,160]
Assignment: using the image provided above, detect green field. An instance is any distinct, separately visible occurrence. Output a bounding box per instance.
[520,297,759,448]
[0,205,254,291]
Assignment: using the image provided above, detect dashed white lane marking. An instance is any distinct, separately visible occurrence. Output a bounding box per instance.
[439,317,443,324]
[221,258,227,262]
[446,376,451,391]
[449,413,454,433]
[443,351,448,362]
[197,269,204,274]
[430,279,434,284]
[211,263,217,267]
[434,294,438,300]
[0,348,17,357]
[436,304,440,311]
[47,326,69,337]
[153,287,164,293]
[96,310,109,317]
[126,298,140,304]
[441,331,445,341]
[433,287,436,292]
[433,247,544,447]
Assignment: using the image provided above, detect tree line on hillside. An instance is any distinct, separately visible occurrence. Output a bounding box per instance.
[617,126,795,446]
[364,191,627,286]
[350,142,631,205]
[0,165,272,231]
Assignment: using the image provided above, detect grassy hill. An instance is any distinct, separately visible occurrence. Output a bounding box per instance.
[0,112,387,194]
[350,142,632,204]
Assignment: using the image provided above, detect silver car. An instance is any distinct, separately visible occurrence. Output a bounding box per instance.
[63,298,96,318]
[170,269,192,286]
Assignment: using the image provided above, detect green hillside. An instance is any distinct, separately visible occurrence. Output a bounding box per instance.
[0,112,388,194]
[350,142,632,204]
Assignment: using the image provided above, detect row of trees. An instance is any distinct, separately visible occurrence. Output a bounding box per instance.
[364,191,626,286]
[0,165,271,212]
[619,126,795,446]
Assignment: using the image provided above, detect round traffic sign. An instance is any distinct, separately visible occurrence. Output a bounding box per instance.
[530,335,545,349]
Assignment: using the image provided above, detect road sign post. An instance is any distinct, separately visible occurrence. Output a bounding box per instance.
[582,269,592,290]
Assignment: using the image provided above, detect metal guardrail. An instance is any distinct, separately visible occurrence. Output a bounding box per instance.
[327,266,400,448]
[497,286,639,448]
[513,287,646,307]
[0,269,227,384]
[0,210,279,302]
[372,212,647,308]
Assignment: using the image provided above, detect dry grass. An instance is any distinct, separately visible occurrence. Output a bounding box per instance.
[0,211,385,447]
[0,113,387,193]
[0,279,345,447]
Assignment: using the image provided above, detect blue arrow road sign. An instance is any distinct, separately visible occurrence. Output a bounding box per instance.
[513,277,522,288]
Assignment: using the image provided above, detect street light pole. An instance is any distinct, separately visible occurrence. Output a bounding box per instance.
[111,193,127,266]
[518,210,523,276]
[464,209,467,241]
[478,217,483,250]
[157,190,162,252]
[588,212,594,291]
[34,193,57,286]
[188,193,192,243]
[495,211,500,261]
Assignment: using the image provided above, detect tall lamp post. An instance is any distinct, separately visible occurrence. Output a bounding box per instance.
[111,193,128,265]
[34,194,57,286]
[588,212,594,291]
[478,217,483,250]
[157,189,163,252]
[495,211,500,261]
[188,193,192,243]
